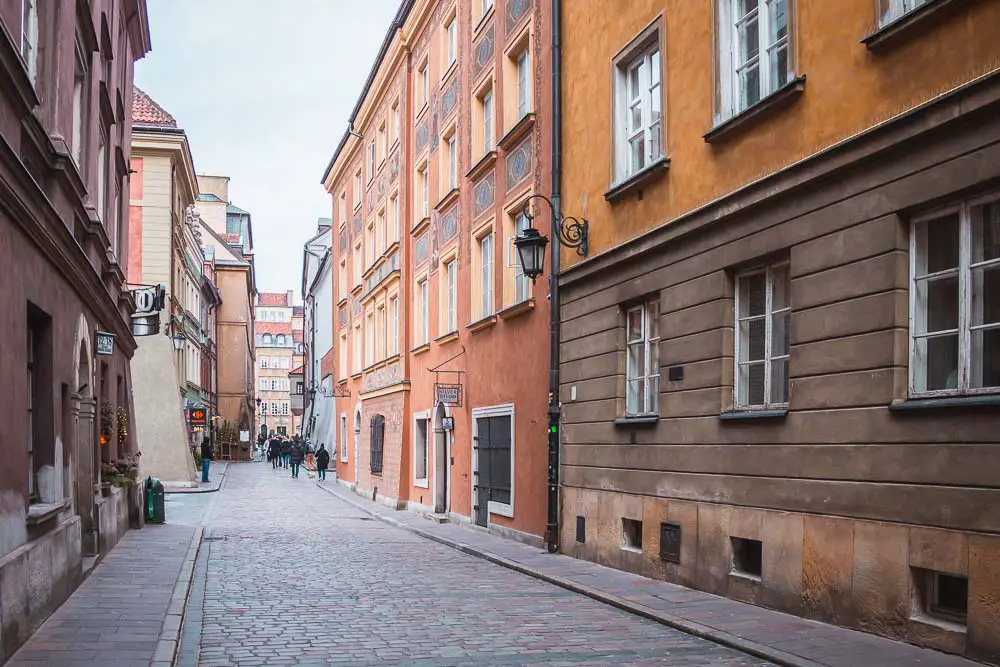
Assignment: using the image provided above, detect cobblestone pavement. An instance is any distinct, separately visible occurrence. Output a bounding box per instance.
[179,463,773,666]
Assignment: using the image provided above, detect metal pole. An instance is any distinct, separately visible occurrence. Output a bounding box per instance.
[545,0,564,554]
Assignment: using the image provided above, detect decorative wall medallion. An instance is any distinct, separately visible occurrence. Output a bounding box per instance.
[339,234,347,251]
[415,120,429,153]
[353,216,362,235]
[505,136,533,192]
[441,78,459,119]
[505,0,532,33]
[473,171,495,218]
[474,25,495,78]
[389,152,399,180]
[339,308,348,328]
[440,205,459,243]
[430,108,440,152]
[415,232,430,265]
[352,297,361,316]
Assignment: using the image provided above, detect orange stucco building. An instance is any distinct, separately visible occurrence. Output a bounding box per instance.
[323,0,552,544]
[557,0,1000,662]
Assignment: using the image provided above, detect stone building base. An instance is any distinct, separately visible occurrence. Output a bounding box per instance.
[561,489,1000,663]
[0,515,82,663]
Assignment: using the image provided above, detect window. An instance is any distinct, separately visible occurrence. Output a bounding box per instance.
[277,334,286,345]
[389,296,399,356]
[97,135,107,219]
[391,99,400,144]
[281,403,289,416]
[614,36,662,181]
[914,568,968,625]
[389,194,399,243]
[911,196,1000,395]
[353,242,362,285]
[21,0,38,85]
[339,259,347,300]
[717,0,792,121]
[735,261,790,409]
[417,164,429,218]
[339,192,347,225]
[340,414,349,462]
[260,378,268,391]
[339,332,348,380]
[377,305,386,360]
[262,333,272,345]
[414,413,429,485]
[367,143,376,182]
[444,259,457,333]
[417,279,429,345]
[271,403,279,416]
[879,0,931,25]
[472,405,514,518]
[731,537,763,578]
[271,379,278,391]
[481,0,494,17]
[26,319,35,499]
[444,132,458,192]
[354,170,362,209]
[377,209,386,253]
[72,47,86,164]
[260,401,268,416]
[353,324,362,374]
[418,60,429,109]
[516,48,531,118]
[479,233,494,318]
[366,221,375,267]
[378,122,387,164]
[260,356,268,369]
[370,414,385,474]
[625,300,661,417]
[281,357,290,370]
[480,88,495,153]
[621,519,643,552]
[445,16,457,69]
[365,311,374,367]
[513,209,532,303]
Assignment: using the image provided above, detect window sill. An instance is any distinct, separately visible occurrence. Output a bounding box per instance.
[613,416,658,427]
[466,315,498,333]
[441,61,458,88]
[351,372,362,380]
[861,0,963,50]
[473,6,495,36]
[411,343,431,356]
[435,188,460,212]
[498,298,535,320]
[604,156,671,204]
[703,76,806,144]
[620,545,643,554]
[466,150,497,181]
[435,330,460,345]
[888,394,1000,412]
[411,216,431,235]
[337,295,348,307]
[26,500,69,527]
[415,478,430,489]
[730,571,762,583]
[498,112,535,151]
[719,409,788,421]
[415,103,429,124]
[351,283,363,295]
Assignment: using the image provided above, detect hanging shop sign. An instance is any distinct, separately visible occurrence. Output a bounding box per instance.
[188,408,208,426]
[130,284,166,337]
[131,314,160,337]
[96,332,115,355]
[434,383,462,406]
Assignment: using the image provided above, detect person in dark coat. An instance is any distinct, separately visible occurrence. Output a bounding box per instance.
[281,438,291,468]
[289,440,305,478]
[200,435,214,482]
[315,444,330,482]
[269,436,281,469]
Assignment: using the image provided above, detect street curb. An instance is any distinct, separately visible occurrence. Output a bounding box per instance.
[315,482,822,667]
[164,463,230,495]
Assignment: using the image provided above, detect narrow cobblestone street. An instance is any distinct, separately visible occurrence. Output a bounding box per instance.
[178,463,772,666]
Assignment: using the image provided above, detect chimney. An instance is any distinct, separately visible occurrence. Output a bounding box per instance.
[287,290,293,306]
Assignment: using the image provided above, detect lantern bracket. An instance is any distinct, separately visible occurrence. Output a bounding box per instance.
[523,194,589,258]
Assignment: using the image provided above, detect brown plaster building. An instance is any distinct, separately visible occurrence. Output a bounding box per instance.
[557,0,1000,661]
[0,0,150,660]
[323,0,553,542]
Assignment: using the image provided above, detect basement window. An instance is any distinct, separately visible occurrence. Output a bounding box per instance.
[731,537,763,579]
[621,518,643,552]
[913,568,968,626]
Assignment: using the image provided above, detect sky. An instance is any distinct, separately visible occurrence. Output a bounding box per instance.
[135,0,402,301]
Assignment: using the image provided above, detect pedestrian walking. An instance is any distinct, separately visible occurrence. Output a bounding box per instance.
[200,435,214,483]
[289,439,305,478]
[281,438,291,468]
[315,444,330,482]
[269,436,281,469]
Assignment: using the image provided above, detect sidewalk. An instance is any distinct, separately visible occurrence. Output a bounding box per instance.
[315,481,980,667]
[6,522,201,667]
[163,461,230,494]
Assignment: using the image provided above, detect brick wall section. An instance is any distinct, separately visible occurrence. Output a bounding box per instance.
[356,394,405,506]
[320,348,336,381]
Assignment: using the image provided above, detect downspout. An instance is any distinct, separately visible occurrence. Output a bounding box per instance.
[545,0,563,554]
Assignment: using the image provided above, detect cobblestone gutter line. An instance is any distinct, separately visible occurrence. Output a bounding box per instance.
[315,482,821,667]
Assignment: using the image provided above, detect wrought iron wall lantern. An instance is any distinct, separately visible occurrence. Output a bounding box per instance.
[513,194,589,282]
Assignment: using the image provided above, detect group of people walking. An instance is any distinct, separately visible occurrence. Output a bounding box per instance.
[262,435,331,481]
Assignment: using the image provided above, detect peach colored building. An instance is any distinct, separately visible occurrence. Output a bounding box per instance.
[322,0,552,543]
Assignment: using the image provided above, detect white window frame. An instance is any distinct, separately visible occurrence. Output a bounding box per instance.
[281,403,289,416]
[613,31,662,183]
[878,0,931,26]
[391,99,400,145]
[447,133,458,191]
[734,261,791,410]
[482,88,494,153]
[413,411,430,488]
[389,296,399,356]
[261,401,268,416]
[340,414,349,462]
[625,300,661,417]
[446,16,457,68]
[716,0,793,123]
[471,403,515,519]
[513,210,532,303]
[446,259,457,333]
[260,378,268,391]
[909,193,1000,398]
[480,233,494,319]
[353,324,362,374]
[378,122,387,165]
[390,193,399,243]
[365,311,374,367]
[417,279,429,345]
[354,170,362,210]
[516,48,531,119]
[26,323,35,499]
[72,48,86,165]
[481,0,494,18]
[418,60,429,109]
[367,143,376,183]
[21,0,38,85]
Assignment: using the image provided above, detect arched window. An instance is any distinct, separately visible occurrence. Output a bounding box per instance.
[263,334,272,345]
[277,334,286,345]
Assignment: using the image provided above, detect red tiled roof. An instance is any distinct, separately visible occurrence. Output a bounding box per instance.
[292,330,303,344]
[131,88,177,127]
[255,322,292,336]
[258,292,290,306]
[290,365,305,375]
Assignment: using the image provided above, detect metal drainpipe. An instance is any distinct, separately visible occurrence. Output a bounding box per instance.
[545,0,564,554]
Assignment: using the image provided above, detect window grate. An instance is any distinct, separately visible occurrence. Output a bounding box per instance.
[370,414,385,475]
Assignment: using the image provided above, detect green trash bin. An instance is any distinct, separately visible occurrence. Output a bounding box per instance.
[145,476,165,524]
